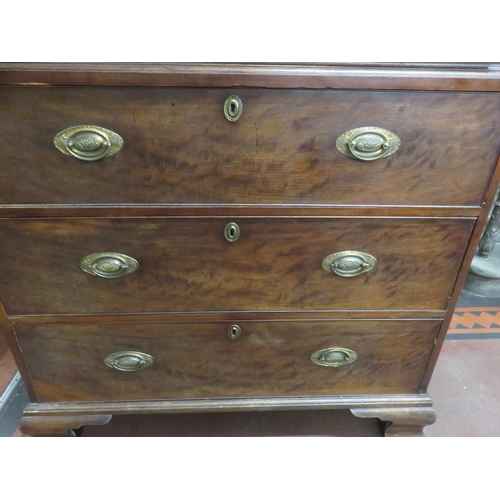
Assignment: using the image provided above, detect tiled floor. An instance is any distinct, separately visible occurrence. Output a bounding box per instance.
[425,289,500,436]
[1,289,499,437]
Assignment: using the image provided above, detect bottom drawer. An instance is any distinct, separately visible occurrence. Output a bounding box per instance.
[14,320,440,403]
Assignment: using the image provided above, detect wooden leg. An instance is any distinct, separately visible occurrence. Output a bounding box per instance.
[20,414,112,437]
[351,406,436,437]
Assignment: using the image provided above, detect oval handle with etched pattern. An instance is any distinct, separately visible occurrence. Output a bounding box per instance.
[336,126,400,161]
[321,251,377,278]
[80,252,139,279]
[310,347,358,367]
[104,351,154,371]
[54,125,123,161]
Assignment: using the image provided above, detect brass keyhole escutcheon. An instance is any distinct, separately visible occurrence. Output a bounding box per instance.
[224,95,243,122]
[224,222,240,242]
[227,324,242,340]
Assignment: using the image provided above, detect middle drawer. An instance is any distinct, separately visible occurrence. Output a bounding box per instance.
[0,217,474,315]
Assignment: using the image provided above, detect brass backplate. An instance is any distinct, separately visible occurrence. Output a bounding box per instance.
[104,351,154,371]
[336,126,400,161]
[321,251,377,278]
[310,347,358,367]
[54,125,123,161]
[80,252,139,279]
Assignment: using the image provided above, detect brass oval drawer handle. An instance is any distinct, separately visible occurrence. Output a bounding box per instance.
[321,251,377,278]
[224,95,243,122]
[336,126,400,161]
[310,347,358,367]
[224,222,240,242]
[54,125,124,161]
[104,351,154,371]
[80,252,139,279]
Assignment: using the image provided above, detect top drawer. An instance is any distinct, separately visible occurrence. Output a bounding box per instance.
[1,87,499,206]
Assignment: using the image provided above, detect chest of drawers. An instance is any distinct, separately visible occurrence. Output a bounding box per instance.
[1,63,499,437]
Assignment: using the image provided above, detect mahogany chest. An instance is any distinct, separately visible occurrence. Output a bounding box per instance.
[1,63,499,436]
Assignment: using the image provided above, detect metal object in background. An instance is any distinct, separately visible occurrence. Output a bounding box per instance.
[465,187,500,296]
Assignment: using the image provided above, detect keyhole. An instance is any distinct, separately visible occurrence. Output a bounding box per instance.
[224,95,243,122]
[227,324,241,340]
[224,222,240,242]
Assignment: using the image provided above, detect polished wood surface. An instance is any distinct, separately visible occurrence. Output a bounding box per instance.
[0,205,483,218]
[1,63,500,91]
[0,217,474,315]
[0,87,498,206]
[351,406,436,437]
[20,414,112,437]
[23,394,434,415]
[8,310,447,324]
[14,320,440,402]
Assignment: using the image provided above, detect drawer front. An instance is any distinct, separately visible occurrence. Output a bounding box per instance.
[0,217,473,315]
[1,87,499,206]
[14,320,440,402]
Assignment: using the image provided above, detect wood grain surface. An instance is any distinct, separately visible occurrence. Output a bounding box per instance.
[1,63,500,91]
[13,319,441,402]
[0,217,474,315]
[0,87,498,206]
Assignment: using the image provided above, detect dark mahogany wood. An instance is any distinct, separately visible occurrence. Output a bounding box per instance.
[0,217,474,315]
[8,310,446,324]
[20,414,112,437]
[0,87,499,206]
[22,393,434,415]
[0,205,483,218]
[351,405,436,437]
[1,63,500,91]
[13,319,440,403]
